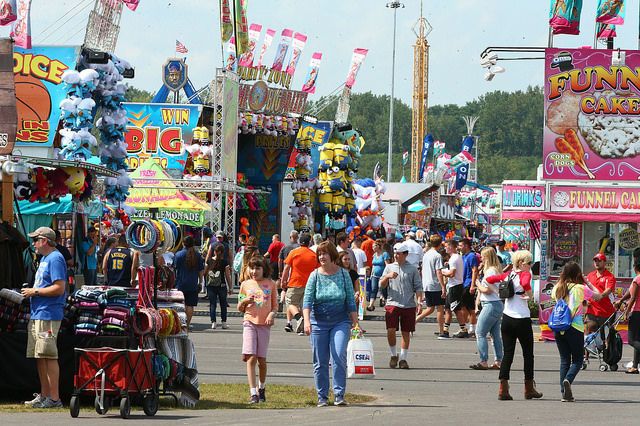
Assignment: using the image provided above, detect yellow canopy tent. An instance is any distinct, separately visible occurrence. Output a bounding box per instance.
[126,161,210,227]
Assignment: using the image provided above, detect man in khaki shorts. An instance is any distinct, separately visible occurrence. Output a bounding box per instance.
[21,227,67,408]
[281,233,318,335]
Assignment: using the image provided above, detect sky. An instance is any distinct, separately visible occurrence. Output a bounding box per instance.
[3,0,640,106]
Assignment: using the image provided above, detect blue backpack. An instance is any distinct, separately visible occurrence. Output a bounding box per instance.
[548,289,573,332]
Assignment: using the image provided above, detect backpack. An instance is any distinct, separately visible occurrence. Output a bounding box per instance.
[603,327,623,366]
[233,249,244,274]
[498,273,515,299]
[548,298,573,332]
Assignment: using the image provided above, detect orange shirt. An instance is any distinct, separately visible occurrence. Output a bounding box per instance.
[284,246,318,288]
[361,237,374,267]
[238,279,278,325]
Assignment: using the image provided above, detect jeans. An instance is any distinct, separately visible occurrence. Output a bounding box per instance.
[628,312,640,369]
[310,320,351,401]
[83,268,97,287]
[207,286,228,323]
[368,276,380,301]
[499,315,535,381]
[554,326,584,391]
[476,300,504,363]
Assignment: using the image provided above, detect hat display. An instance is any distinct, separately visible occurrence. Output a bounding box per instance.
[393,242,409,253]
[28,227,56,242]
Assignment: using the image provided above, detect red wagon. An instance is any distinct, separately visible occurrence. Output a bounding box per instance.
[70,347,158,418]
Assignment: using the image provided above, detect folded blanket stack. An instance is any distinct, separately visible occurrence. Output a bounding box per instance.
[74,288,103,336]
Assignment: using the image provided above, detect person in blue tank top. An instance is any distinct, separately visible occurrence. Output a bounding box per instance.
[21,227,67,409]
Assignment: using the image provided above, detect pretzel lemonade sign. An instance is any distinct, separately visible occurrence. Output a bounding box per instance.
[543,48,640,181]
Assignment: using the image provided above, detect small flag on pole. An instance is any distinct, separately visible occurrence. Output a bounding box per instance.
[175,40,188,54]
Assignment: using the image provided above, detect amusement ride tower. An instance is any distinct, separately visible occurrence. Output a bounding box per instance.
[83,0,124,53]
[410,3,432,182]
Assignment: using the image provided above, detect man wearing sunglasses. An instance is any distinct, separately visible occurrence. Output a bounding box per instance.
[584,253,616,357]
[21,227,67,409]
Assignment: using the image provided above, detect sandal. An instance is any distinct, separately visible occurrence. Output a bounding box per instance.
[490,362,501,370]
[366,306,375,312]
[469,362,489,370]
[626,368,639,374]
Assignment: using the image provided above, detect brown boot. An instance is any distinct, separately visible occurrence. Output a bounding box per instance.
[498,379,513,400]
[524,379,543,399]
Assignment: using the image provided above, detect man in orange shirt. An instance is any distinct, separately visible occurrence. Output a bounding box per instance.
[584,253,617,363]
[281,233,318,335]
[361,230,375,268]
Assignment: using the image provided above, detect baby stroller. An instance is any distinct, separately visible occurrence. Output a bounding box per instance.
[583,310,624,372]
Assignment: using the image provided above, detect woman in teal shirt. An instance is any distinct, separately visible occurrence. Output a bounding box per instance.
[303,241,359,407]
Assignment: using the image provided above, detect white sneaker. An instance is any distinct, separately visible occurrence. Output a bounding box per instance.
[211,322,217,329]
[37,397,63,408]
[24,393,44,406]
[625,361,633,369]
[221,322,229,329]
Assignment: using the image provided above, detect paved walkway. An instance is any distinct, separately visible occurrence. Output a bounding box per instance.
[2,317,639,425]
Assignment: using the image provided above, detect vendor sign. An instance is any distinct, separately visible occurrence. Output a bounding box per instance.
[14,45,79,147]
[123,102,202,173]
[550,185,640,214]
[284,120,332,180]
[502,184,545,211]
[543,48,640,181]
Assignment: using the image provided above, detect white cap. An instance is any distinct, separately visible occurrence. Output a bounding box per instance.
[393,242,409,253]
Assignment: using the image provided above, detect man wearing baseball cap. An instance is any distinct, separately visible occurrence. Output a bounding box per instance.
[380,242,423,369]
[21,227,67,408]
[584,253,617,344]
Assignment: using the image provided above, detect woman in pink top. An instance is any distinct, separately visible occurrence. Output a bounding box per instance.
[623,260,640,374]
[237,256,278,404]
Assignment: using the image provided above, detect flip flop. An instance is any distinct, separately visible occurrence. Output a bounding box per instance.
[625,368,639,374]
[490,363,501,370]
[469,363,489,370]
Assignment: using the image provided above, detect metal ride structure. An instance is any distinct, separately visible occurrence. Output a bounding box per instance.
[410,2,432,183]
[83,0,123,53]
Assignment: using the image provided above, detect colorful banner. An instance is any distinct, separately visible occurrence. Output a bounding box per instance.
[11,0,31,48]
[222,76,239,181]
[225,36,237,71]
[596,0,625,25]
[549,185,640,214]
[271,29,293,72]
[502,184,546,211]
[301,52,322,94]
[597,22,617,39]
[220,0,233,43]
[445,150,473,169]
[234,0,249,54]
[284,120,332,180]
[121,0,140,11]
[434,140,446,157]
[0,0,17,25]
[14,46,79,147]
[549,0,583,35]
[455,163,469,190]
[419,133,434,182]
[285,32,307,77]
[345,48,368,89]
[461,135,475,153]
[256,28,275,68]
[238,23,262,67]
[543,48,640,181]
[123,102,202,173]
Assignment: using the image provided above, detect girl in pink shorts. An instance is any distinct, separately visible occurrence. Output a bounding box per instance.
[238,255,278,404]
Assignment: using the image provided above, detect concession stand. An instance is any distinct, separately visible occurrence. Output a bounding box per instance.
[502,47,640,341]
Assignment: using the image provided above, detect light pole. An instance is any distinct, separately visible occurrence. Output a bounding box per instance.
[386,1,403,182]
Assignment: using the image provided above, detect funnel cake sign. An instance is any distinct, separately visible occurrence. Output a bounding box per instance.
[544,48,640,181]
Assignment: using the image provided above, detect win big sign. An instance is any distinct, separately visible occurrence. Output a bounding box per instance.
[123,103,202,172]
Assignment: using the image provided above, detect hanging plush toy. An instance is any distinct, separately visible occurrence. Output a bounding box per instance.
[239,217,250,236]
[45,168,71,200]
[62,167,87,195]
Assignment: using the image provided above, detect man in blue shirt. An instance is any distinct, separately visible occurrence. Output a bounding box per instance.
[21,227,67,409]
[79,226,98,286]
[459,238,479,338]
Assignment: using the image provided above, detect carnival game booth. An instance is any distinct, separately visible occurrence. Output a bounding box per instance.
[381,182,437,231]
[502,181,635,342]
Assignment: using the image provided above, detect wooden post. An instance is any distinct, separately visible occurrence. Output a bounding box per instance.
[1,173,13,223]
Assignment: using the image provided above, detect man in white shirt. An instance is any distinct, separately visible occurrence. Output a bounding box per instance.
[441,239,469,339]
[404,232,423,267]
[351,236,368,274]
[417,235,446,337]
[336,232,357,271]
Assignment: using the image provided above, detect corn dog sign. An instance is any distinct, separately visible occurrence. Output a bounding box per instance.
[544,48,640,181]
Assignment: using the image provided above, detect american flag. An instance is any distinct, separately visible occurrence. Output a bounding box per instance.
[175,40,188,54]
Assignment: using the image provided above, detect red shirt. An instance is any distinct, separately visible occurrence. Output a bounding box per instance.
[585,269,616,318]
[361,237,374,268]
[266,240,285,264]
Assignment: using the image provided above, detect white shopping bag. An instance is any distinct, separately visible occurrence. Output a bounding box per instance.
[347,337,375,378]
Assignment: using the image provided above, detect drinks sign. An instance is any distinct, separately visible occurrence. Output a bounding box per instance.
[502,184,545,211]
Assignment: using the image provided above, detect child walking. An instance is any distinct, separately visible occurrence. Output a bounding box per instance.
[238,255,278,404]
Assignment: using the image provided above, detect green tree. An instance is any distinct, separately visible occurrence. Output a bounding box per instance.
[125,86,155,103]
